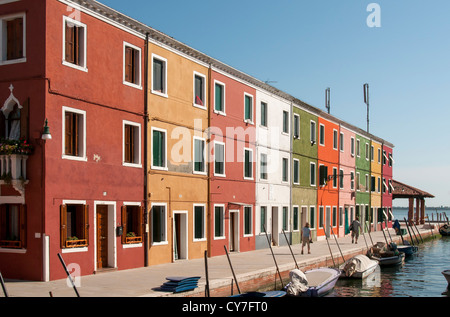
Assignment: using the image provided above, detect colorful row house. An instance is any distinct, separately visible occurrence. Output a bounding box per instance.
[0,0,395,281]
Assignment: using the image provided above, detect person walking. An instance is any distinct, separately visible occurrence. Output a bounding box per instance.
[301,222,311,254]
[350,216,361,244]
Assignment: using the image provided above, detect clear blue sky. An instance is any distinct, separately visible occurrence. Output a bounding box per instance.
[100,0,450,207]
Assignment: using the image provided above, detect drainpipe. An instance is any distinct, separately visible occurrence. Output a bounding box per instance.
[207,63,212,257]
[143,32,149,267]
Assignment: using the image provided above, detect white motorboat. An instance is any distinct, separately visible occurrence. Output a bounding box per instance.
[285,267,341,297]
[340,254,379,279]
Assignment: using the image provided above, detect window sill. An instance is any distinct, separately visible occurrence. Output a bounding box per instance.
[0,57,26,66]
[0,247,26,254]
[123,162,142,169]
[151,90,168,98]
[62,246,88,253]
[123,80,142,90]
[62,154,88,162]
[62,60,88,73]
[193,103,207,110]
[213,110,226,116]
[151,165,168,171]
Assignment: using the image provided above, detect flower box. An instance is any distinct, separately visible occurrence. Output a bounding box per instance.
[0,240,22,249]
[125,236,142,244]
[65,239,88,248]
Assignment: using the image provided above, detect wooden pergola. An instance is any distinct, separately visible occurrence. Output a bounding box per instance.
[392,180,435,224]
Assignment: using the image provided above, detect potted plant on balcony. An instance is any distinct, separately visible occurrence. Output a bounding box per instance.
[0,138,33,155]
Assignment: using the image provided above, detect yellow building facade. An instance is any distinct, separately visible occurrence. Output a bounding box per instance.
[370,140,382,230]
[147,42,209,265]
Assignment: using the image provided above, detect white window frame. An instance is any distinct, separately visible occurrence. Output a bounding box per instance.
[293,205,300,232]
[193,204,206,242]
[213,141,226,177]
[243,205,253,237]
[351,137,355,156]
[310,162,316,187]
[213,204,226,240]
[213,80,226,116]
[340,132,344,152]
[122,120,142,168]
[332,167,338,188]
[293,158,300,185]
[260,101,268,128]
[151,53,168,98]
[282,157,289,183]
[123,41,142,89]
[62,106,87,162]
[151,203,168,246]
[319,124,325,146]
[0,12,26,65]
[282,110,289,134]
[151,127,168,171]
[62,16,87,72]
[293,113,300,139]
[356,139,360,157]
[193,71,207,110]
[310,120,316,145]
[333,129,338,150]
[193,136,206,175]
[243,92,254,124]
[243,147,253,180]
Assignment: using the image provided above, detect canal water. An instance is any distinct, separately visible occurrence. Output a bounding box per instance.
[329,235,450,297]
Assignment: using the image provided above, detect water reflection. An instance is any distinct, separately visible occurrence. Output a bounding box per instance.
[328,238,450,297]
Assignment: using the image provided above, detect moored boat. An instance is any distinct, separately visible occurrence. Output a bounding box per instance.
[439,224,450,236]
[396,243,418,256]
[285,268,341,297]
[340,254,379,279]
[442,270,450,285]
[368,242,405,267]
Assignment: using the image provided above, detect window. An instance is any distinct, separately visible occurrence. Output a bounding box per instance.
[260,206,267,233]
[194,72,206,108]
[370,145,374,161]
[0,100,22,140]
[244,148,253,179]
[214,205,224,238]
[244,206,252,236]
[194,205,205,240]
[310,121,316,144]
[151,204,166,244]
[365,174,369,191]
[0,204,26,249]
[293,206,299,231]
[282,158,288,182]
[371,176,376,192]
[340,132,344,152]
[333,129,338,150]
[339,207,343,227]
[388,179,393,194]
[63,107,86,161]
[214,81,225,114]
[356,139,360,157]
[319,124,325,146]
[389,153,393,167]
[63,16,86,71]
[351,137,355,156]
[244,93,253,123]
[293,114,300,139]
[332,167,337,188]
[378,177,381,193]
[310,162,316,186]
[383,150,387,165]
[260,102,267,127]
[152,54,167,96]
[339,169,344,189]
[282,206,289,231]
[282,111,289,134]
[1,13,25,64]
[332,206,337,227]
[310,206,316,229]
[319,206,324,228]
[378,148,381,164]
[214,142,225,176]
[293,159,300,185]
[193,137,206,174]
[319,165,328,186]
[124,43,141,88]
[351,171,355,190]
[365,143,369,160]
[123,121,141,167]
[121,205,143,244]
[152,128,166,170]
[60,202,88,249]
[356,172,360,191]
[260,153,267,180]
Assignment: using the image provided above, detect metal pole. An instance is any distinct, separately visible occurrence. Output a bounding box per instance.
[324,224,336,267]
[57,253,80,297]
[330,226,345,263]
[204,250,210,297]
[0,272,8,297]
[282,229,299,270]
[412,222,424,243]
[224,245,241,294]
[263,225,284,288]
[403,218,416,246]
[364,83,370,133]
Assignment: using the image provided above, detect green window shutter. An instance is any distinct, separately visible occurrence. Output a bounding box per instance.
[215,84,223,112]
[153,130,164,167]
[244,95,251,120]
[194,139,205,172]
[244,207,251,235]
[153,59,164,92]
[214,207,223,237]
[261,102,267,126]
[260,207,266,232]
[293,160,299,184]
[293,207,299,231]
[194,206,204,239]
[244,150,252,178]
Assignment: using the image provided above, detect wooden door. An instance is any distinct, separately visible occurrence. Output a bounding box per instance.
[97,205,108,269]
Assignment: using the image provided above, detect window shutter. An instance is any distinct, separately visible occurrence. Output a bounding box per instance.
[138,206,144,238]
[19,205,27,248]
[74,114,79,156]
[153,59,163,92]
[125,47,133,83]
[121,206,127,244]
[6,18,23,60]
[60,205,67,248]
[64,112,72,155]
[65,22,74,63]
[124,125,131,163]
[83,205,89,244]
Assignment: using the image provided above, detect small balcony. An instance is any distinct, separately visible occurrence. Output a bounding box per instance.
[0,139,32,194]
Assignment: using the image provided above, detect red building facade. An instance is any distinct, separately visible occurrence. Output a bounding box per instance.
[0,0,146,281]
[208,69,256,257]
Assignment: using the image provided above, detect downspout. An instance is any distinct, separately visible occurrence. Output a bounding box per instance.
[207,63,212,257]
[143,32,149,267]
